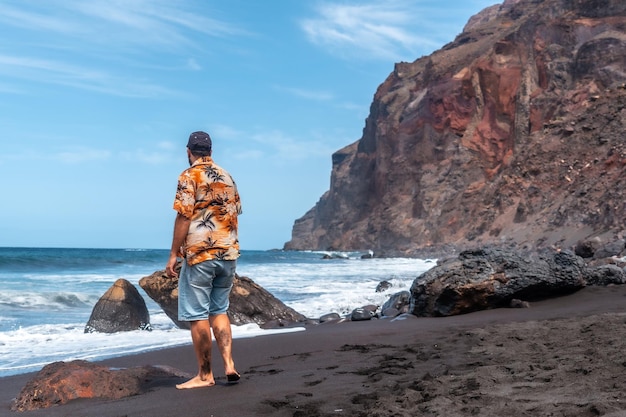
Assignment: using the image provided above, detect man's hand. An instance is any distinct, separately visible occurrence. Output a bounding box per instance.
[166,212,191,278]
[166,254,179,278]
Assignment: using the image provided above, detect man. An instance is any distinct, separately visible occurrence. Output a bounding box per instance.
[165,131,242,389]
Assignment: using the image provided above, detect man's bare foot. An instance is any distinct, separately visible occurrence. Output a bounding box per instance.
[176,375,215,389]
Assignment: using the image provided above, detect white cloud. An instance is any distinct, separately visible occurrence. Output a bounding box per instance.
[55,148,112,164]
[211,125,245,141]
[0,83,24,94]
[249,130,337,161]
[0,1,246,97]
[186,58,202,71]
[0,1,244,50]
[0,54,181,98]
[232,149,264,161]
[300,0,476,61]
[0,3,80,34]
[156,141,177,151]
[120,149,174,165]
[117,141,180,165]
[211,125,337,163]
[275,85,334,101]
[0,143,177,166]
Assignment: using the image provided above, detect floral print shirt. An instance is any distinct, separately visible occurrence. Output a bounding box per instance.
[173,156,242,265]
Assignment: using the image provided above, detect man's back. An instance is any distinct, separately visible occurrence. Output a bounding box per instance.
[174,156,242,265]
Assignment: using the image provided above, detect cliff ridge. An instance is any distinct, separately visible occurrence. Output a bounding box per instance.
[285,0,626,256]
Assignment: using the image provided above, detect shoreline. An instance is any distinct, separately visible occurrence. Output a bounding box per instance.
[2,284,626,416]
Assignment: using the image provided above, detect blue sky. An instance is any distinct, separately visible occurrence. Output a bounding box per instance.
[0,0,497,250]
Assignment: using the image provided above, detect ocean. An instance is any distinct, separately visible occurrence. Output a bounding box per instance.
[0,247,435,377]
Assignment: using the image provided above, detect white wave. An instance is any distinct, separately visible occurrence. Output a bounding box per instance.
[238,257,433,318]
[287,276,414,318]
[0,312,303,377]
[0,290,98,310]
[20,272,144,285]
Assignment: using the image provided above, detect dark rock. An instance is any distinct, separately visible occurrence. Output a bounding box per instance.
[350,306,377,321]
[375,280,392,292]
[319,312,341,323]
[594,239,626,259]
[381,291,410,317]
[138,265,307,329]
[323,252,349,259]
[138,266,182,328]
[259,318,305,329]
[381,307,400,318]
[284,0,626,256]
[585,264,626,286]
[510,299,530,308]
[586,253,626,268]
[11,360,191,411]
[362,304,378,314]
[409,247,587,317]
[575,237,603,258]
[228,275,307,326]
[84,278,151,333]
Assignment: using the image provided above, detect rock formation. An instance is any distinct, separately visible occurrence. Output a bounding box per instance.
[228,275,308,328]
[84,278,151,333]
[11,360,190,411]
[138,266,307,329]
[285,0,626,256]
[409,246,626,317]
[138,267,183,327]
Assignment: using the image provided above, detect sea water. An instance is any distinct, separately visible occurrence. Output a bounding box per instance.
[0,247,435,377]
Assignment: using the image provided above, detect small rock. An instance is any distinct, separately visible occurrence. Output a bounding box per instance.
[350,307,375,321]
[320,312,341,323]
[510,299,530,308]
[376,280,392,292]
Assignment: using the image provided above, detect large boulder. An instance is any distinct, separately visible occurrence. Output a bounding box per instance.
[84,278,151,333]
[138,267,182,327]
[138,265,307,329]
[228,274,308,327]
[409,247,587,317]
[11,360,190,411]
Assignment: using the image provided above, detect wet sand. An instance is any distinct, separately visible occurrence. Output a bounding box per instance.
[2,284,626,416]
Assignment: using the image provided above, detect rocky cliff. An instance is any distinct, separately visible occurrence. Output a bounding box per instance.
[285,0,626,256]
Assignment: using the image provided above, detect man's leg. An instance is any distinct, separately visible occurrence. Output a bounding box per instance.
[176,319,215,389]
[209,314,238,378]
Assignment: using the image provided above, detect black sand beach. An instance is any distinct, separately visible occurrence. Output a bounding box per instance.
[2,284,626,416]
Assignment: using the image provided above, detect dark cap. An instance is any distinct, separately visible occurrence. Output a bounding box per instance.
[187,131,212,153]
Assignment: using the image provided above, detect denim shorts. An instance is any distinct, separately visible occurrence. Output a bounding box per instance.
[178,259,236,321]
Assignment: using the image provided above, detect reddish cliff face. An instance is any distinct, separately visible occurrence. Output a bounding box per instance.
[285,0,626,256]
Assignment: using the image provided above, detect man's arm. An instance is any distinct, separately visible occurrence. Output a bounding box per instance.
[165,213,192,277]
